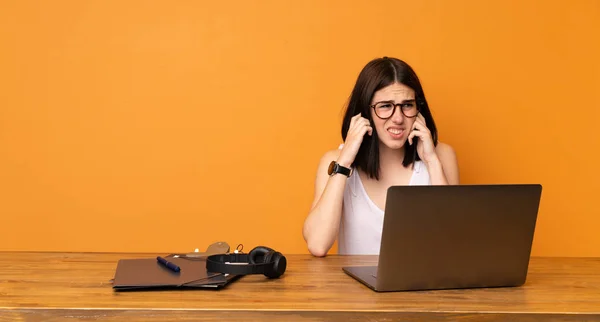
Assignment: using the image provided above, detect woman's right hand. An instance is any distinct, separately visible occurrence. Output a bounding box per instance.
[337,113,372,167]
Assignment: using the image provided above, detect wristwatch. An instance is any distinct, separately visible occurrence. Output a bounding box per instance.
[327,161,352,177]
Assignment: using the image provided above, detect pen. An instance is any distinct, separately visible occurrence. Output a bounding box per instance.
[157,256,181,272]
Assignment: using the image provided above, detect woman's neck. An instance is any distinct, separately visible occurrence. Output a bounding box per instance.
[377,143,408,177]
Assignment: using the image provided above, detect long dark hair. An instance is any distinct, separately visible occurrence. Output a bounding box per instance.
[341,57,438,180]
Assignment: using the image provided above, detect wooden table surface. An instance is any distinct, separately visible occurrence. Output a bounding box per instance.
[1,252,599,321]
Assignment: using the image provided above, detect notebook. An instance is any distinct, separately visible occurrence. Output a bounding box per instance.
[112,256,238,291]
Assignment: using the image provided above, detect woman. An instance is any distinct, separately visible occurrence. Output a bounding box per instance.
[303,57,460,257]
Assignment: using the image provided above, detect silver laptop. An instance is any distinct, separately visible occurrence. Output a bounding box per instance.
[343,184,542,292]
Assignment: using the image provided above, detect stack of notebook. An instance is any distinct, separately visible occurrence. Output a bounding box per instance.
[112,254,239,291]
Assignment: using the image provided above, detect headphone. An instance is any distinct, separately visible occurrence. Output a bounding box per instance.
[205,246,287,278]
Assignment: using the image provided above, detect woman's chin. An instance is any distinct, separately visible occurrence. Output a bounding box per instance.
[380,139,406,150]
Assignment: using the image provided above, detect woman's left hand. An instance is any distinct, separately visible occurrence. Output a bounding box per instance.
[407,113,439,164]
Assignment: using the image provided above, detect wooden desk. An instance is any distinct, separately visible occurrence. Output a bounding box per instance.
[1,253,599,321]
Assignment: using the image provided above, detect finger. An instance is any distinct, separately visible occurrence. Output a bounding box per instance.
[351,113,364,126]
[352,117,369,131]
[351,119,367,131]
[358,123,373,136]
[350,114,360,128]
[351,122,372,135]
[349,122,372,138]
[351,115,368,129]
[417,113,426,124]
[408,128,425,145]
[411,119,421,131]
[412,119,430,133]
[409,129,427,145]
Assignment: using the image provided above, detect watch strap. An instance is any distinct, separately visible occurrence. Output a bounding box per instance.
[328,161,352,177]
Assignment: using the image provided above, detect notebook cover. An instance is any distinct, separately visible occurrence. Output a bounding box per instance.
[112,257,222,290]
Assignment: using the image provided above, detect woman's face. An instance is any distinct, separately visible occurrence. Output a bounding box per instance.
[370,82,418,150]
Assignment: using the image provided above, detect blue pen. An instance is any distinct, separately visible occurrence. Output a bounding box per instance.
[157,256,181,272]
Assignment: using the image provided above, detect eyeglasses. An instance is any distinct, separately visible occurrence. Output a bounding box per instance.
[370,100,419,119]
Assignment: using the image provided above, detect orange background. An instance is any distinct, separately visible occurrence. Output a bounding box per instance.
[1,0,598,256]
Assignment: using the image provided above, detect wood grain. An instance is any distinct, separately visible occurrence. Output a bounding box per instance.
[1,253,599,321]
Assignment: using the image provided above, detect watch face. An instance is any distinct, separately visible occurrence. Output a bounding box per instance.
[327,161,336,175]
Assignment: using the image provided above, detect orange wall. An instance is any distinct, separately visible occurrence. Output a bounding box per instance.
[1,0,598,256]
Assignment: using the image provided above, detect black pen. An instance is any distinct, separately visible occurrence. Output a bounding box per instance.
[157,256,181,272]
